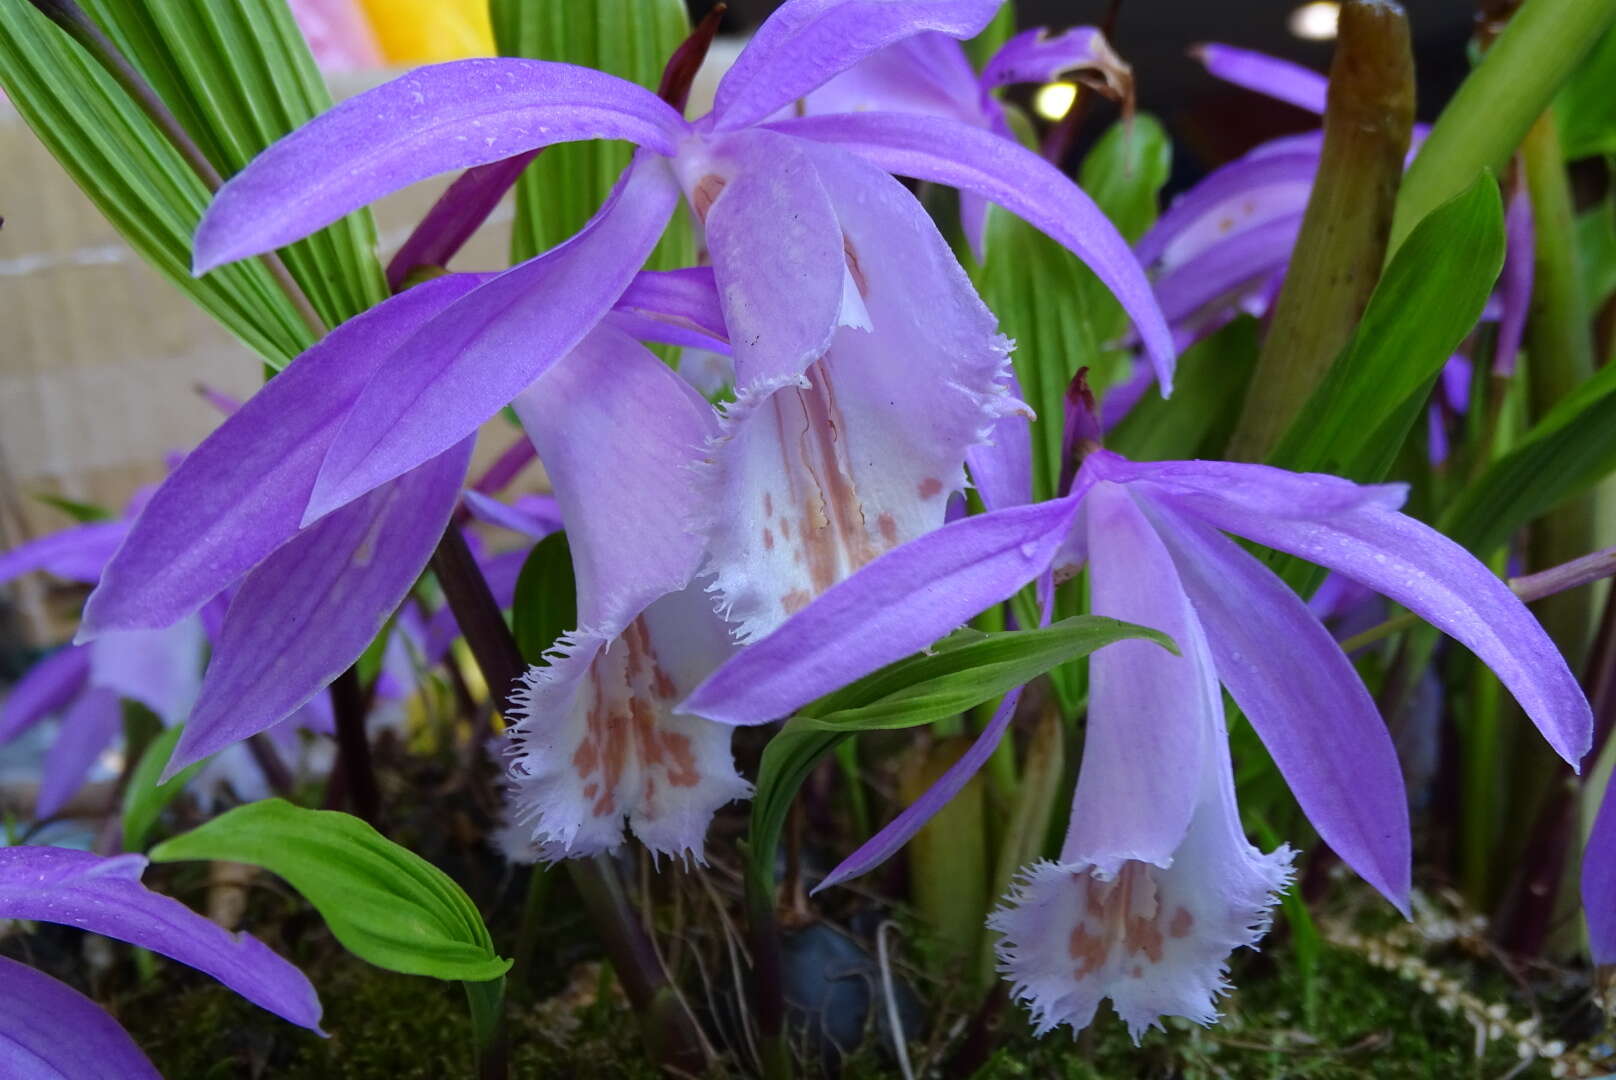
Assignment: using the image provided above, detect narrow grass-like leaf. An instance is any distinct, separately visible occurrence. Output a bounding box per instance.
[1555,20,1616,160]
[150,799,511,982]
[0,0,312,364]
[121,724,206,851]
[511,531,576,666]
[1441,365,1616,555]
[1269,171,1505,482]
[491,0,692,270]
[79,0,389,328]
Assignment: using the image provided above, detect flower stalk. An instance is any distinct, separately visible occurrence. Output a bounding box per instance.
[1228,0,1413,461]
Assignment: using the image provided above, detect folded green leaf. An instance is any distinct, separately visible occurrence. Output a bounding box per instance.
[1555,19,1616,160]
[80,0,388,328]
[121,724,206,851]
[150,799,511,982]
[0,0,312,364]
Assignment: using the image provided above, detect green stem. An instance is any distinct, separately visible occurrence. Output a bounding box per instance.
[508,864,552,999]
[1389,0,1616,253]
[1228,0,1414,461]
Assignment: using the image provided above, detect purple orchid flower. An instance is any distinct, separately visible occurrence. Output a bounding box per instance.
[802,23,1131,256]
[1,497,348,818]
[681,435,1590,1032]
[498,327,749,862]
[174,0,1173,634]
[0,846,322,1075]
[1129,44,1531,395]
[1583,782,1616,965]
[76,269,721,780]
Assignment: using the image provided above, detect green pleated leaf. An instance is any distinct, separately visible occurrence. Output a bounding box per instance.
[1441,362,1616,556]
[1268,171,1506,482]
[492,0,692,271]
[0,0,312,365]
[150,799,511,982]
[121,724,205,851]
[79,0,389,331]
[973,115,1170,504]
[746,616,1174,904]
[511,531,577,666]
[1109,316,1260,462]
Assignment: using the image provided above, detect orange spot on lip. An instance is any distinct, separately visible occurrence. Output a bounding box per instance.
[762,528,775,551]
[877,512,898,546]
[692,173,726,223]
[782,589,811,614]
[1169,907,1194,938]
[918,477,943,498]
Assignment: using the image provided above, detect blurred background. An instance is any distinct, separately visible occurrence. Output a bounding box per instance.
[0,0,1481,651]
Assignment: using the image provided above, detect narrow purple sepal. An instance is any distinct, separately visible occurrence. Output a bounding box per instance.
[1583,784,1616,964]
[1152,214,1303,325]
[0,646,90,744]
[195,59,687,272]
[462,490,561,540]
[36,687,122,820]
[81,275,487,637]
[1134,151,1317,268]
[302,155,681,523]
[0,847,323,1032]
[1194,43,1328,115]
[0,955,161,1079]
[386,149,540,288]
[709,0,1002,132]
[0,522,127,587]
[169,440,473,775]
[1146,501,1412,912]
[614,267,729,343]
[680,488,1085,725]
[979,26,1120,91]
[768,111,1177,391]
[818,685,1024,893]
[1121,458,1593,768]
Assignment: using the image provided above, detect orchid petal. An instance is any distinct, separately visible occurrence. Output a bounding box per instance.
[303,155,681,523]
[966,370,1035,511]
[1195,43,1327,115]
[1153,214,1303,326]
[802,31,982,123]
[170,441,472,775]
[36,688,122,820]
[0,522,126,587]
[699,138,1016,640]
[82,275,486,637]
[709,0,1000,132]
[1088,452,1408,518]
[1145,499,1411,912]
[681,490,1083,726]
[1493,186,1534,376]
[88,621,204,725]
[1125,458,1593,767]
[462,490,561,541]
[1583,784,1616,964]
[0,847,322,1031]
[768,111,1176,390]
[502,586,748,861]
[0,646,90,744]
[512,326,717,635]
[690,129,846,389]
[194,59,686,271]
[0,956,161,1079]
[614,267,729,343]
[1065,483,1212,866]
[1135,150,1317,269]
[980,26,1127,94]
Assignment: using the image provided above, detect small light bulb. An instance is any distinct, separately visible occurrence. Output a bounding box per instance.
[1033,81,1078,121]
[1288,1,1341,41]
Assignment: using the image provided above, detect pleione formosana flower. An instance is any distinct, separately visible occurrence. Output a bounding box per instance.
[684,428,1592,1034]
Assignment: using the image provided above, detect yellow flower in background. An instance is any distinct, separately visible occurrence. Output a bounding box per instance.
[356,0,495,62]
